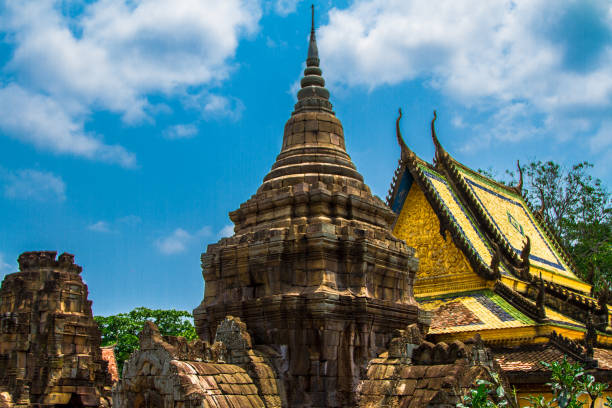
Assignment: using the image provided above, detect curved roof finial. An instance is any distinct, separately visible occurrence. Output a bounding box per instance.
[513,160,524,195]
[396,108,412,162]
[431,110,446,164]
[489,242,501,278]
[535,188,546,220]
[431,110,439,148]
[520,235,531,265]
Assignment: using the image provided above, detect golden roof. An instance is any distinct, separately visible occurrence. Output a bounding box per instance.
[387,109,610,352]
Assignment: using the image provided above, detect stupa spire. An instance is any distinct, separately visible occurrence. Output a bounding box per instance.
[307,4,319,66]
[294,5,333,114]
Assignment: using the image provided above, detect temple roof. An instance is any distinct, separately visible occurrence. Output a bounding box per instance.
[388,110,592,292]
[386,109,611,353]
[419,289,585,338]
[115,319,281,407]
[358,329,505,407]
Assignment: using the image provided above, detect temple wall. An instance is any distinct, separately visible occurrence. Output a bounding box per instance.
[393,184,487,297]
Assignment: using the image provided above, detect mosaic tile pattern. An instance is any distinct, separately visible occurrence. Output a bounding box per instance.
[420,290,588,336]
[474,293,514,322]
[419,291,535,334]
[458,169,576,279]
[419,165,493,267]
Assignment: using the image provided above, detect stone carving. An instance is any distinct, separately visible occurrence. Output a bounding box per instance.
[113,9,508,408]
[359,332,506,407]
[0,251,113,407]
[585,313,597,361]
[596,288,610,330]
[549,331,596,369]
[113,316,281,408]
[536,274,546,320]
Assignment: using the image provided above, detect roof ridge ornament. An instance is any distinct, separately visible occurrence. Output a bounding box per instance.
[512,160,524,195]
[535,188,546,220]
[430,110,447,166]
[515,235,531,281]
[396,108,414,163]
[536,272,546,319]
[489,242,502,278]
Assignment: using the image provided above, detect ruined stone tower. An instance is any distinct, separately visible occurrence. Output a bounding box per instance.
[0,251,113,407]
[193,10,420,407]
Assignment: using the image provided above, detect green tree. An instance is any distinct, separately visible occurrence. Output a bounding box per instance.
[94,307,198,376]
[460,358,609,408]
[519,161,610,289]
[457,379,513,408]
[522,357,608,408]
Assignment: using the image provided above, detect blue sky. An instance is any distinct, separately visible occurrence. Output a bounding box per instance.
[0,0,610,316]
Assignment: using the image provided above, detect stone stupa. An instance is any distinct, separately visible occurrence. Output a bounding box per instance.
[193,7,421,406]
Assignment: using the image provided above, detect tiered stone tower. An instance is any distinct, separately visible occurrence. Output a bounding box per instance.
[0,251,113,407]
[194,9,420,407]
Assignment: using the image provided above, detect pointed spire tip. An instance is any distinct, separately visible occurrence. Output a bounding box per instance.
[293,4,333,114]
[311,4,315,34]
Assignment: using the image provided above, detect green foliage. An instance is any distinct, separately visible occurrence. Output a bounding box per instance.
[519,161,611,290]
[524,394,553,408]
[457,375,514,408]
[460,358,609,408]
[522,357,608,408]
[94,307,197,376]
[583,374,609,408]
[542,358,587,408]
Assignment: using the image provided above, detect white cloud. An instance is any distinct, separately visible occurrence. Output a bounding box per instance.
[88,215,142,233]
[0,85,135,167]
[88,221,112,233]
[163,124,199,140]
[589,121,612,172]
[202,94,245,120]
[197,226,213,237]
[218,224,234,238]
[590,121,612,151]
[0,253,14,275]
[155,226,212,255]
[118,215,142,226]
[319,0,612,145]
[272,0,302,16]
[156,228,192,255]
[0,0,261,164]
[2,169,66,202]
